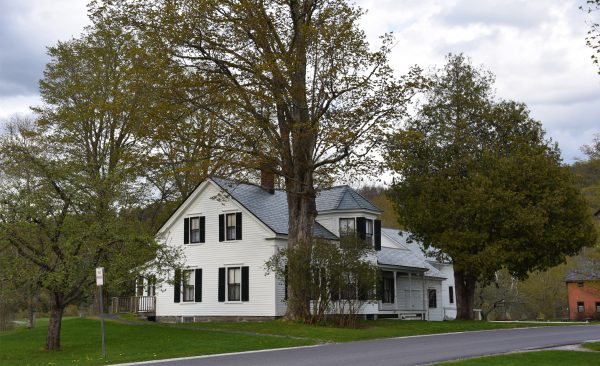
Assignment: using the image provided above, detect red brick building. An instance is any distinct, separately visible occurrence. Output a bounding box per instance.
[566,263,600,321]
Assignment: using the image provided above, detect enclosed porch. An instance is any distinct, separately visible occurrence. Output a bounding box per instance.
[377,247,446,321]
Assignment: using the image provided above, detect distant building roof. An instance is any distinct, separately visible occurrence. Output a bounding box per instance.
[565,260,600,282]
[377,247,446,279]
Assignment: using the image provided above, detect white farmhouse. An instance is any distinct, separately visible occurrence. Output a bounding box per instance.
[127,175,455,322]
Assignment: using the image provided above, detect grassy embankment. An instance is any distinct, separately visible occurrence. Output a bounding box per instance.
[0,316,589,366]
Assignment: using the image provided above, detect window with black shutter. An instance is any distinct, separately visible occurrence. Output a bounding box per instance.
[226,214,236,240]
[190,217,201,243]
[182,269,194,302]
[183,216,206,244]
[185,216,205,244]
[228,267,241,301]
[221,266,249,302]
[222,212,242,241]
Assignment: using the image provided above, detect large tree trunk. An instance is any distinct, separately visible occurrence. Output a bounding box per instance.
[46,295,65,350]
[454,270,477,320]
[281,2,316,321]
[285,174,318,320]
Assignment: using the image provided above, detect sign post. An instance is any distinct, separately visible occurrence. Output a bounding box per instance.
[96,267,106,358]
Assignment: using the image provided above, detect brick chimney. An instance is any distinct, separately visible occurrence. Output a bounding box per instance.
[260,165,275,194]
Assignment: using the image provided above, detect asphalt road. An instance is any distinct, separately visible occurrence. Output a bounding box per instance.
[121,324,600,366]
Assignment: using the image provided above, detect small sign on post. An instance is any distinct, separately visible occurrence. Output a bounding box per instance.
[96,267,106,358]
[96,267,104,286]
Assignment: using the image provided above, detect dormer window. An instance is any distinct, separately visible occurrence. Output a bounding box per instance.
[365,219,373,245]
[339,218,356,236]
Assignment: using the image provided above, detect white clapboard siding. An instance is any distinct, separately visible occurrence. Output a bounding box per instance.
[438,263,457,320]
[155,181,279,317]
[425,281,444,321]
[273,239,289,316]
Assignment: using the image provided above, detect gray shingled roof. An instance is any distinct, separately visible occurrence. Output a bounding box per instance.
[212,178,338,240]
[316,186,382,212]
[565,260,600,282]
[382,228,451,263]
[377,247,446,279]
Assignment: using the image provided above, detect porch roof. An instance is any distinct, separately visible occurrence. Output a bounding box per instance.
[377,247,446,279]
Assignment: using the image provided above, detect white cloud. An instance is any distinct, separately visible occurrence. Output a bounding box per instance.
[357,0,600,162]
[0,0,598,161]
[0,94,39,120]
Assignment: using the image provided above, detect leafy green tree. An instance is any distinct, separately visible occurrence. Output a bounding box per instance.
[573,134,600,211]
[0,20,180,351]
[99,0,422,319]
[583,1,600,73]
[386,54,598,319]
[358,186,401,229]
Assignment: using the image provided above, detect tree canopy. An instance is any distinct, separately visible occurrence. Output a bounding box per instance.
[386,54,598,319]
[98,0,423,319]
[583,0,600,74]
[0,22,180,350]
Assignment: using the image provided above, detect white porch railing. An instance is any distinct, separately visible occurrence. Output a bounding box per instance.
[110,296,155,314]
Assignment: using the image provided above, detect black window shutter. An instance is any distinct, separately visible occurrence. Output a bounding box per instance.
[236,212,242,240]
[241,266,249,302]
[218,267,225,302]
[195,269,202,302]
[183,218,190,244]
[200,216,206,243]
[356,217,366,240]
[218,214,224,242]
[174,269,181,303]
[374,219,382,251]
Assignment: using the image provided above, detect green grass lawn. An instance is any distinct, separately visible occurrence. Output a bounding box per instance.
[177,318,581,343]
[0,317,589,366]
[0,317,315,366]
[583,341,600,351]
[437,351,600,365]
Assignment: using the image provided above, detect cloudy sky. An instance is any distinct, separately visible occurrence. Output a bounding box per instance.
[0,0,598,162]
